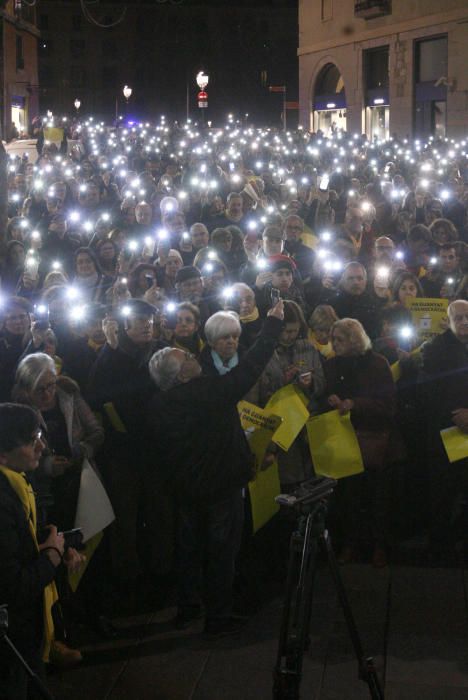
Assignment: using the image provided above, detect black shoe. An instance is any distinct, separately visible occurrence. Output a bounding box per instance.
[174,606,203,630]
[204,616,247,638]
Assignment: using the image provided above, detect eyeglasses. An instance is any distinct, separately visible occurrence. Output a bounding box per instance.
[35,381,56,395]
[29,430,43,447]
[5,313,29,323]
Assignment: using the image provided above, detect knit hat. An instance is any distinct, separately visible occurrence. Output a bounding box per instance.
[175,266,201,284]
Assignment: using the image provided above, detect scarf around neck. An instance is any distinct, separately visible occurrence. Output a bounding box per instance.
[0,465,58,661]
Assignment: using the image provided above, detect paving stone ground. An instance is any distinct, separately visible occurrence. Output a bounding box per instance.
[46,556,468,700]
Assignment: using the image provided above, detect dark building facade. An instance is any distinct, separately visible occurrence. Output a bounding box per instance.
[1,0,40,140]
[38,0,298,126]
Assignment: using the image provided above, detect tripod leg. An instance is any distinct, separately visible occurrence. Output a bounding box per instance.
[273,512,319,699]
[2,635,55,700]
[321,529,384,700]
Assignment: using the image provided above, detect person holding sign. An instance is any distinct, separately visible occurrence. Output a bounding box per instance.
[421,300,468,562]
[324,318,398,568]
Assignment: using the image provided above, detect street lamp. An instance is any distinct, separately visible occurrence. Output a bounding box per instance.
[123,85,132,103]
[74,99,81,113]
[196,71,209,125]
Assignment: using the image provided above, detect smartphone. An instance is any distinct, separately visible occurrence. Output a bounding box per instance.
[59,527,84,551]
[319,174,329,192]
[145,274,154,289]
[33,304,50,330]
[270,287,281,307]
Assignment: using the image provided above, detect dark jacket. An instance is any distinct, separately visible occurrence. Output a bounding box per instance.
[0,331,26,402]
[421,329,468,434]
[284,239,315,280]
[324,350,398,468]
[88,332,167,442]
[147,316,282,503]
[0,472,56,651]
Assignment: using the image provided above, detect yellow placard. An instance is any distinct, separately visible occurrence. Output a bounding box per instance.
[68,531,103,592]
[103,402,127,433]
[238,400,282,433]
[406,297,448,341]
[43,126,64,144]
[390,361,402,383]
[301,229,319,251]
[440,426,468,464]
[248,461,281,533]
[265,384,310,451]
[307,410,364,479]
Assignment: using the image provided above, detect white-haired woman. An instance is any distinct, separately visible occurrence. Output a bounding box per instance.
[13,353,104,528]
[324,318,397,568]
[11,353,115,640]
[199,311,243,375]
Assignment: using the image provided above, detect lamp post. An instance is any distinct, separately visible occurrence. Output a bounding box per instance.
[123,85,132,104]
[196,71,209,126]
[74,99,81,116]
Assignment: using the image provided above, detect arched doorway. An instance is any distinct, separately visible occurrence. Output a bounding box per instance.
[312,63,346,135]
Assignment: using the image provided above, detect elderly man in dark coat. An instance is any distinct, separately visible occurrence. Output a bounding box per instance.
[147,301,284,636]
[421,299,468,561]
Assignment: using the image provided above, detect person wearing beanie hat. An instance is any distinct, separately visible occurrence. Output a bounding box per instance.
[87,298,170,592]
[61,303,108,389]
[254,255,308,319]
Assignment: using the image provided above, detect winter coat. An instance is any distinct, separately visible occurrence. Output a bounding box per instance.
[324,350,398,469]
[147,316,282,503]
[0,472,56,653]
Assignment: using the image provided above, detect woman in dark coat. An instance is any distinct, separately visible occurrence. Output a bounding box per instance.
[324,317,397,568]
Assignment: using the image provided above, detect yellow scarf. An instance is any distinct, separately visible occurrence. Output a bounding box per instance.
[0,466,58,662]
[308,330,335,359]
[240,307,260,324]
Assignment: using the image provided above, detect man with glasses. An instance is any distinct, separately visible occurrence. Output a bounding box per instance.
[283,215,315,280]
[0,403,84,699]
[0,297,32,402]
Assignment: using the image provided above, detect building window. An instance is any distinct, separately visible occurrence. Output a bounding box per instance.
[70,66,87,88]
[39,14,49,30]
[70,39,86,59]
[414,36,448,138]
[321,0,333,20]
[16,35,24,70]
[416,36,448,83]
[364,46,389,90]
[72,15,82,31]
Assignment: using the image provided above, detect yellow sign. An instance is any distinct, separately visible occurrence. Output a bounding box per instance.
[265,384,310,451]
[307,410,364,479]
[248,461,281,533]
[406,297,448,341]
[238,401,283,532]
[43,126,64,144]
[440,426,468,464]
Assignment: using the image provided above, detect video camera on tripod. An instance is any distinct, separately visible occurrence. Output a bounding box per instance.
[273,476,384,700]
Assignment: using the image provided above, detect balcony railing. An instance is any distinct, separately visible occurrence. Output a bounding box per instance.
[355,0,391,19]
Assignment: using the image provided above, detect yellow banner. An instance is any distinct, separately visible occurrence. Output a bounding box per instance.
[440,426,468,464]
[406,297,448,342]
[43,126,64,144]
[248,461,281,533]
[307,410,364,479]
[265,384,310,451]
[237,401,282,532]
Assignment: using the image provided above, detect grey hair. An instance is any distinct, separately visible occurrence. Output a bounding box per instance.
[231,282,254,298]
[14,352,56,396]
[331,318,372,355]
[204,311,241,346]
[149,347,183,391]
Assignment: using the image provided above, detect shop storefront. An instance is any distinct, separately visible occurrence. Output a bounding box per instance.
[312,64,346,135]
[11,95,27,137]
[365,91,389,141]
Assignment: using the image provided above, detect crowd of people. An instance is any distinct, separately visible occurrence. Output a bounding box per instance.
[1,116,468,698]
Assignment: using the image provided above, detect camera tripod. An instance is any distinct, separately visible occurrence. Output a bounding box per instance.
[272,477,384,700]
[0,605,55,700]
